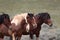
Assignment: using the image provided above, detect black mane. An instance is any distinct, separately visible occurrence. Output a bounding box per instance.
[28,13,34,18]
[1,13,10,20]
[0,15,3,24]
[37,12,51,20]
[0,12,10,25]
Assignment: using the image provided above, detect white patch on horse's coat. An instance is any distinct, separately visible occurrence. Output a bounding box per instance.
[26,24,30,32]
[11,13,31,32]
[12,33,15,40]
[25,16,28,23]
[20,13,30,32]
[23,13,28,23]
[11,19,19,26]
[17,13,28,24]
[11,13,28,26]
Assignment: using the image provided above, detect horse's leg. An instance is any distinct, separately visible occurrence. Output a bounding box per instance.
[17,32,22,40]
[12,33,16,40]
[8,36,12,40]
[16,34,22,40]
[30,32,33,40]
[30,34,33,40]
[16,36,22,40]
[35,32,40,40]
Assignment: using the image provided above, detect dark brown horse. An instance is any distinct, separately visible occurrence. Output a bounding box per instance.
[0,13,12,40]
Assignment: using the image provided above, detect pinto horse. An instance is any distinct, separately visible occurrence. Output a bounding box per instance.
[10,13,37,40]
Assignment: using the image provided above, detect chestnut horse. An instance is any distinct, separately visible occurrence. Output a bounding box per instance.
[28,12,53,40]
[10,13,37,40]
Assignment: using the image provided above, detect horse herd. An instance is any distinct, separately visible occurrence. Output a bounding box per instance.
[0,12,53,40]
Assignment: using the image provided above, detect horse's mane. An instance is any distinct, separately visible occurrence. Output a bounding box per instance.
[2,13,10,20]
[0,12,10,25]
[37,12,51,20]
[0,15,3,24]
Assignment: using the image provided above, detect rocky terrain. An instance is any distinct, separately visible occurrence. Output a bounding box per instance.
[4,23,60,40]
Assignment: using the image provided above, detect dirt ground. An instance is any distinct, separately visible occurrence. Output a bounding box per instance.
[3,23,60,40]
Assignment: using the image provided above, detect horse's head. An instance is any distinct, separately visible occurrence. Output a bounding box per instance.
[1,13,11,27]
[26,13,37,30]
[38,12,53,27]
[25,13,37,29]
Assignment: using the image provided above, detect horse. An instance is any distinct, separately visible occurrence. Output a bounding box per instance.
[0,13,12,40]
[28,12,53,40]
[10,13,37,40]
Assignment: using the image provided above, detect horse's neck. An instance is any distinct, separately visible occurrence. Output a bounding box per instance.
[3,23,9,28]
[0,24,8,32]
[0,24,6,27]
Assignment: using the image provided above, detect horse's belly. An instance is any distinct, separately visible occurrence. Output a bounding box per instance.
[22,31,29,35]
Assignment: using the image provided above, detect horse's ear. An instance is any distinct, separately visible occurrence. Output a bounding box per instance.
[2,13,10,20]
[28,13,34,17]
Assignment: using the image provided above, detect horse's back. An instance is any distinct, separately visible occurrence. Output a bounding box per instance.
[11,13,28,24]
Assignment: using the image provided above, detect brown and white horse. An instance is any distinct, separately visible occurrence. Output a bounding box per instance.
[10,13,37,40]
